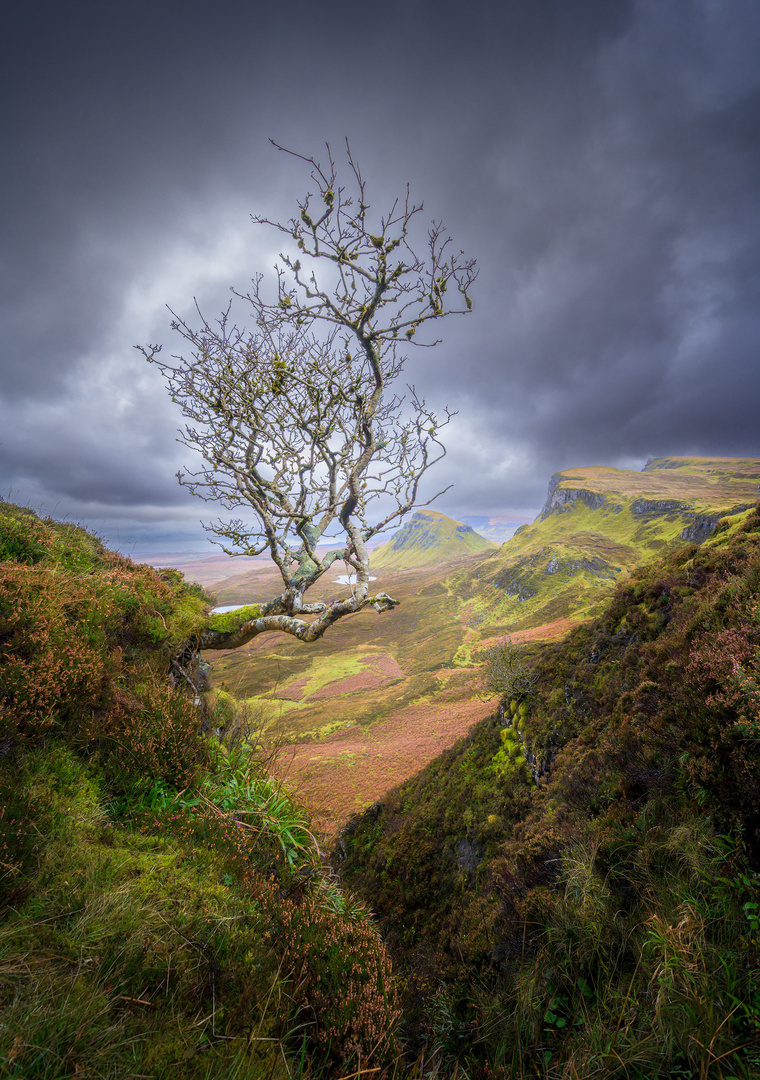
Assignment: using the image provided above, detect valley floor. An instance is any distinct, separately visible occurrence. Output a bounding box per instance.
[276,671,491,835]
[202,553,577,835]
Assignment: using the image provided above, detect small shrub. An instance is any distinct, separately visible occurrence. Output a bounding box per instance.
[482,637,538,701]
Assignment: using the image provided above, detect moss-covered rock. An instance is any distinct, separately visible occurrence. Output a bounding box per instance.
[204,602,264,634]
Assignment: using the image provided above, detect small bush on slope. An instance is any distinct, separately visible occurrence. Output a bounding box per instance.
[0,503,399,1078]
[339,504,760,1078]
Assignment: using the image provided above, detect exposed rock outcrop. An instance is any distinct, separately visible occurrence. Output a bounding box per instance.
[541,474,607,518]
[679,504,755,541]
[631,499,692,517]
[450,459,760,631]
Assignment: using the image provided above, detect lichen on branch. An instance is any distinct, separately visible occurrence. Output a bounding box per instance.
[138,139,476,654]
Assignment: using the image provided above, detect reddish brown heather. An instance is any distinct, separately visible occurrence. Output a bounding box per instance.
[276,668,494,837]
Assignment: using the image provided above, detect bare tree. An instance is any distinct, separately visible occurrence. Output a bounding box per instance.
[139,140,476,662]
[482,637,539,702]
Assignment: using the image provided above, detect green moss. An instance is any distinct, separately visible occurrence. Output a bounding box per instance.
[1,738,398,1076]
[204,602,263,634]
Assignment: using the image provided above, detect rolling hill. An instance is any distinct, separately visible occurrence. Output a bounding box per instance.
[369,509,496,569]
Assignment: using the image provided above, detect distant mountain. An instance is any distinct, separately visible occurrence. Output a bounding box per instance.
[370,509,496,569]
[448,455,760,631]
[457,514,529,544]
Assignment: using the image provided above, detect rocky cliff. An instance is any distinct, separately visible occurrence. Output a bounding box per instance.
[447,456,760,633]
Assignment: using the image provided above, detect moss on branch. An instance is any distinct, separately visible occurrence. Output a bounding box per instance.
[202,603,264,634]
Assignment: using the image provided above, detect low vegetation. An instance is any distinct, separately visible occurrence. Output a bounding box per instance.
[370,512,496,571]
[0,502,399,1078]
[205,562,469,743]
[340,502,760,1078]
[5,487,760,1078]
[450,456,760,632]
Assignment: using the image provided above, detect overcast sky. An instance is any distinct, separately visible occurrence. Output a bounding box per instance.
[2,0,759,555]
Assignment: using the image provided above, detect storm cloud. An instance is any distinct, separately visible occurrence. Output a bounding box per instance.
[2,0,758,551]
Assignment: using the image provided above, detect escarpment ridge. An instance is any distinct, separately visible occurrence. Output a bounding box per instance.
[449,455,760,633]
[542,456,759,520]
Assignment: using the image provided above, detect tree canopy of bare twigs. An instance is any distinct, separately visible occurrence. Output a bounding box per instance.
[139,140,477,656]
[482,637,539,703]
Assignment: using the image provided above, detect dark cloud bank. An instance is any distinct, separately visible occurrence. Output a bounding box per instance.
[1,0,758,552]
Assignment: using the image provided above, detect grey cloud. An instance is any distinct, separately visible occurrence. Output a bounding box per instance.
[1,0,758,549]
[430,2,760,466]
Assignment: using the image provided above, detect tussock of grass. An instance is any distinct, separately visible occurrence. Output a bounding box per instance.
[0,746,293,1079]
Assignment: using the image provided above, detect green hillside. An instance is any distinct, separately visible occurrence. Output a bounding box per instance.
[7,474,760,1078]
[340,501,760,1078]
[370,509,496,569]
[0,502,399,1079]
[449,455,760,632]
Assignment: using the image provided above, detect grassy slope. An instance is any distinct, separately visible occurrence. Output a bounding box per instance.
[0,503,400,1079]
[139,550,261,587]
[370,510,496,569]
[203,457,760,836]
[6,475,760,1077]
[448,455,760,633]
[339,503,760,1078]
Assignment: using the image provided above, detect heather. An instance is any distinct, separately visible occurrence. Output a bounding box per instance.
[340,504,760,1077]
[5,495,760,1078]
[0,502,399,1078]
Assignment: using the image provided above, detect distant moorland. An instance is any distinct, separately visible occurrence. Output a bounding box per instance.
[204,455,760,831]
